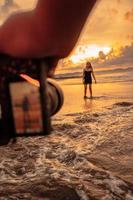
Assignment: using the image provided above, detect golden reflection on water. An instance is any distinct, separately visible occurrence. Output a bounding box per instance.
[83,98,93,110]
[56,79,133,116]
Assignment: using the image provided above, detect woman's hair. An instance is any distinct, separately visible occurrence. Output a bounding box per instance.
[86,61,91,67]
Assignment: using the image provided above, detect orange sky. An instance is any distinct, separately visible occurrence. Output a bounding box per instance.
[81,0,133,46]
[0,0,133,67]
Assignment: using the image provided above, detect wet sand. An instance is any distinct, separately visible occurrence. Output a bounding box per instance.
[0,80,133,200]
[57,80,133,114]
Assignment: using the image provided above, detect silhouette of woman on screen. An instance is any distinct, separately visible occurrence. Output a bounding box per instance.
[22,96,30,132]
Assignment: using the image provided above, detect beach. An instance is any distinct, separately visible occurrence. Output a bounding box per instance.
[0,0,133,198]
[56,78,133,114]
[0,74,133,199]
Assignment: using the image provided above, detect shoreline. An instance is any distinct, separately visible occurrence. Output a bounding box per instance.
[55,80,133,116]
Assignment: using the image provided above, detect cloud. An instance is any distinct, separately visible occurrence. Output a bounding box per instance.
[99,51,106,60]
[80,0,132,46]
[97,43,133,66]
[125,9,133,22]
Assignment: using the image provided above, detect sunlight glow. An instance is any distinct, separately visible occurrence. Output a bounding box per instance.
[69,45,111,64]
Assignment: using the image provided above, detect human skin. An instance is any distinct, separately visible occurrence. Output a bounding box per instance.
[0,0,97,69]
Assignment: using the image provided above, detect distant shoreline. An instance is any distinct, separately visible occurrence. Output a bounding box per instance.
[55,66,133,83]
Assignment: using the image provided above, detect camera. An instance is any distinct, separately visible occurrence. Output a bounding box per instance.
[0,55,64,145]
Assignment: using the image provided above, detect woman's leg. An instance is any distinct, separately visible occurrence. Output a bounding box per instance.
[84,84,87,98]
[89,84,92,98]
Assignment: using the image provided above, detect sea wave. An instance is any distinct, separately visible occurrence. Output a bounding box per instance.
[0,102,133,199]
[55,67,133,84]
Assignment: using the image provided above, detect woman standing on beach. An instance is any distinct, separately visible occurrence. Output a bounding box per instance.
[83,61,96,99]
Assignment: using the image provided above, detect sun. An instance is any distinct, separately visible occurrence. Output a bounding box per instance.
[69,44,111,64]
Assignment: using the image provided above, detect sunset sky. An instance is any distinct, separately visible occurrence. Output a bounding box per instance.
[0,0,133,69]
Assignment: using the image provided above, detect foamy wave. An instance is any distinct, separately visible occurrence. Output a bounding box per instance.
[0,103,132,199]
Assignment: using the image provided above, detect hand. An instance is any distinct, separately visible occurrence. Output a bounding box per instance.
[0,11,60,71]
[0,0,96,72]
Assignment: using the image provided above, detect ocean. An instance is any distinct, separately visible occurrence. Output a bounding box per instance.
[55,66,133,115]
[0,66,133,199]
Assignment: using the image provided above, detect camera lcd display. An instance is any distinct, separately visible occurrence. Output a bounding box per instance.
[9,81,43,134]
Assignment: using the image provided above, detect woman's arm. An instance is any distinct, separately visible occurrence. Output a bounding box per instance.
[83,68,85,81]
[92,67,97,83]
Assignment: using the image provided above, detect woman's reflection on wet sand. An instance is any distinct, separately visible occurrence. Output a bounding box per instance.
[83,98,93,110]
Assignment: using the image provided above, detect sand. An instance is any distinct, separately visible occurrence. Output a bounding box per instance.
[0,80,133,200]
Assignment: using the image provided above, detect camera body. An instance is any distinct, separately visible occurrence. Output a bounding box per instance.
[0,54,64,145]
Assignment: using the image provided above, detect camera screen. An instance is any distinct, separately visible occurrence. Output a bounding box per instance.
[9,81,43,134]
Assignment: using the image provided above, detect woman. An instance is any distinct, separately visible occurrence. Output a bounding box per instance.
[83,62,96,99]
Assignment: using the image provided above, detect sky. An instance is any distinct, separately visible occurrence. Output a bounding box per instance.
[0,0,133,70]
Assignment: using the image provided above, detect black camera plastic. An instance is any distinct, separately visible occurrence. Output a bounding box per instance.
[0,54,64,145]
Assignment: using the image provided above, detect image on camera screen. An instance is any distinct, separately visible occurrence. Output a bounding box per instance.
[9,81,42,134]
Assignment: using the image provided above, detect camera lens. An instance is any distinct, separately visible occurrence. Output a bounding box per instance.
[47,78,64,116]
